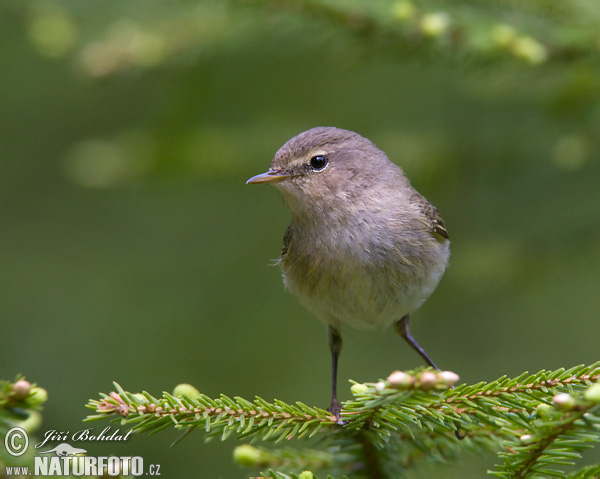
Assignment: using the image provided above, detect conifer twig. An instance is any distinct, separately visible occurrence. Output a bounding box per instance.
[85,363,600,478]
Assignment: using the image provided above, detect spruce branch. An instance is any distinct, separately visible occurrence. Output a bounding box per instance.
[1,377,47,437]
[85,363,600,478]
[490,381,600,478]
[566,464,600,478]
[1,377,48,471]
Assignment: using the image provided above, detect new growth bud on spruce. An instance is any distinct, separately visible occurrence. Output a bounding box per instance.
[12,379,31,400]
[519,434,534,445]
[553,393,576,411]
[583,383,600,403]
[419,371,438,390]
[173,383,201,398]
[536,403,553,418]
[387,371,414,389]
[233,444,262,467]
[30,387,48,405]
[351,383,370,395]
[437,371,459,387]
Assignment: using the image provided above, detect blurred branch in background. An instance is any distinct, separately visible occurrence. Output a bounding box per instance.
[21,0,600,71]
[6,0,600,188]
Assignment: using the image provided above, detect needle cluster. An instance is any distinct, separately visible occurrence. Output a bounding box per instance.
[85,363,600,478]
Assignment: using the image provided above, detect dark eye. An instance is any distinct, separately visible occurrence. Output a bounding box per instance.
[310,155,328,171]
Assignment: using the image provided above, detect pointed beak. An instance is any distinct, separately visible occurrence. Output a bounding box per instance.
[246,170,291,184]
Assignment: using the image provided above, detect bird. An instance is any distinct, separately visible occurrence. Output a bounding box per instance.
[246,127,450,419]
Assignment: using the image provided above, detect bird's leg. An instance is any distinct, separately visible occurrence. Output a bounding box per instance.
[396,315,464,439]
[394,314,439,370]
[327,325,343,420]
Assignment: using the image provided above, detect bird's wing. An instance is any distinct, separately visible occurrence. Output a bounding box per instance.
[281,224,292,259]
[411,193,449,240]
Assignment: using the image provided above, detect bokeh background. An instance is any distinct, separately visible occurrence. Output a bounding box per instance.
[2,0,600,477]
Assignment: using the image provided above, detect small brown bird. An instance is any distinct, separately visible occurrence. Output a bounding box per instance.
[247,127,450,418]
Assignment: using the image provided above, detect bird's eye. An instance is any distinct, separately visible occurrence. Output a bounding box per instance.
[309,155,328,171]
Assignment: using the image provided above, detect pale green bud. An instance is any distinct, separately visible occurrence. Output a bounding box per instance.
[583,384,600,403]
[552,393,576,411]
[172,383,201,398]
[233,444,262,467]
[351,383,369,395]
[536,403,553,418]
[299,472,314,479]
[29,387,48,406]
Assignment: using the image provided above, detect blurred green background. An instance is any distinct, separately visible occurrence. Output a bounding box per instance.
[2,0,600,477]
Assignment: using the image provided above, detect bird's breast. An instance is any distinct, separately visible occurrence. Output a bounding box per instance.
[280,221,449,331]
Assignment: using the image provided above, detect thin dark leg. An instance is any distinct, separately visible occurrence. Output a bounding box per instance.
[394,314,440,370]
[327,325,343,420]
[395,315,464,439]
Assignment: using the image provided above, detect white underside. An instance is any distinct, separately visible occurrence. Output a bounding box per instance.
[282,240,449,331]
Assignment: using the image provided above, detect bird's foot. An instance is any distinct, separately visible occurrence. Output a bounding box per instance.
[328,398,343,424]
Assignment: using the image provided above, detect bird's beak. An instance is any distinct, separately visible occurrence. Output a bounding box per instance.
[246,170,291,184]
